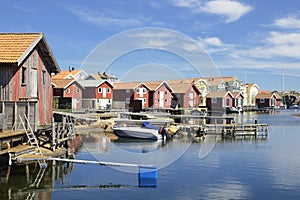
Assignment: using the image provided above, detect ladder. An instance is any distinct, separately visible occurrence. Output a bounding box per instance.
[19,114,47,168]
[26,168,46,200]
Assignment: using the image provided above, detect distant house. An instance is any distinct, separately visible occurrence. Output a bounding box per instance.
[52,78,83,110]
[86,71,118,83]
[113,82,150,111]
[145,81,173,108]
[203,76,243,92]
[244,83,259,107]
[77,80,114,109]
[0,33,60,128]
[206,91,234,112]
[222,76,243,92]
[168,78,208,109]
[232,92,244,110]
[255,92,282,109]
[52,69,88,80]
[168,82,200,108]
[204,77,226,92]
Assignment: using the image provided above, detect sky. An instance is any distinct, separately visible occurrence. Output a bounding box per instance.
[1,0,300,91]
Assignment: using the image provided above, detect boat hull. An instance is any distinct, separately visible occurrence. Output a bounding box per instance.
[113,127,162,140]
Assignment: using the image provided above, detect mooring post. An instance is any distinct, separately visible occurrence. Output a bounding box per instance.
[25,164,30,183]
[52,118,56,151]
[215,119,217,134]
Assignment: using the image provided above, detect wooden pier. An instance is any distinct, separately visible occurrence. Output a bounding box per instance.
[178,123,268,138]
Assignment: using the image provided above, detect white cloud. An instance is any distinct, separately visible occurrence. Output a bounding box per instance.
[197,36,234,54]
[203,37,223,47]
[273,16,300,29]
[267,32,300,45]
[169,0,201,8]
[226,31,300,61]
[68,7,142,28]
[169,0,253,23]
[201,0,253,23]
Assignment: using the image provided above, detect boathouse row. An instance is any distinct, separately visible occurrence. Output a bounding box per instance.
[0,33,60,130]
[51,69,283,112]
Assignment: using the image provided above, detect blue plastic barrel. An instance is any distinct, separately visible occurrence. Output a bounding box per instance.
[138,166,158,187]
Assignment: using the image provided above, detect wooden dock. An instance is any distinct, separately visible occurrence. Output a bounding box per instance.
[178,123,268,138]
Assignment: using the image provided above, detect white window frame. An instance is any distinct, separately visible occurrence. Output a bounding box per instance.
[126,98,130,104]
[66,88,71,94]
[98,88,102,93]
[136,88,140,93]
[260,99,265,103]
[271,98,275,106]
[107,88,111,93]
[143,88,146,94]
[212,98,217,104]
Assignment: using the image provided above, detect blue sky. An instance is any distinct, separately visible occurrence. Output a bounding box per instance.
[1,0,300,91]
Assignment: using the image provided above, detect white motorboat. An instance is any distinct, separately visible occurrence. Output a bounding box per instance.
[113,126,163,140]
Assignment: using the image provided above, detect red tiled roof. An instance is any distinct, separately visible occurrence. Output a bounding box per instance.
[52,78,75,89]
[114,82,148,90]
[0,32,60,72]
[0,33,41,63]
[207,91,233,98]
[52,70,81,79]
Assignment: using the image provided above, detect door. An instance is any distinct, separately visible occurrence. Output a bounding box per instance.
[103,88,107,98]
[29,68,38,98]
[139,88,144,97]
[159,91,164,107]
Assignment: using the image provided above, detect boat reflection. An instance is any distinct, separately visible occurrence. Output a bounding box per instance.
[111,138,168,153]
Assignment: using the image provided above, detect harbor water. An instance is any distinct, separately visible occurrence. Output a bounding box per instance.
[1,110,300,199]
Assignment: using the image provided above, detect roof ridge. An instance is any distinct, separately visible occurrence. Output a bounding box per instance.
[0,32,42,35]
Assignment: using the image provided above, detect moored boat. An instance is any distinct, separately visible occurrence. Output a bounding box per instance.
[113,126,162,140]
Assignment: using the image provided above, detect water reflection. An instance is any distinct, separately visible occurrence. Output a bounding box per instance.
[2,111,300,199]
[0,161,74,200]
[203,179,250,200]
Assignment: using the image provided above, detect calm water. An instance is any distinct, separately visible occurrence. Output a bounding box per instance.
[1,110,300,200]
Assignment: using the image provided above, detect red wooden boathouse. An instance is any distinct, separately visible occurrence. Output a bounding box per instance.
[0,33,60,129]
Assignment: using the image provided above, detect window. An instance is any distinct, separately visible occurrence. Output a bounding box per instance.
[108,99,111,103]
[98,88,102,93]
[66,88,71,94]
[143,99,146,103]
[225,98,230,107]
[21,67,26,85]
[76,88,80,93]
[165,91,167,95]
[143,88,146,94]
[212,98,217,104]
[126,98,130,104]
[107,88,111,93]
[97,99,101,103]
[260,99,265,103]
[271,99,275,106]
[42,71,46,85]
[136,88,140,93]
[126,89,130,93]
[165,99,168,102]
